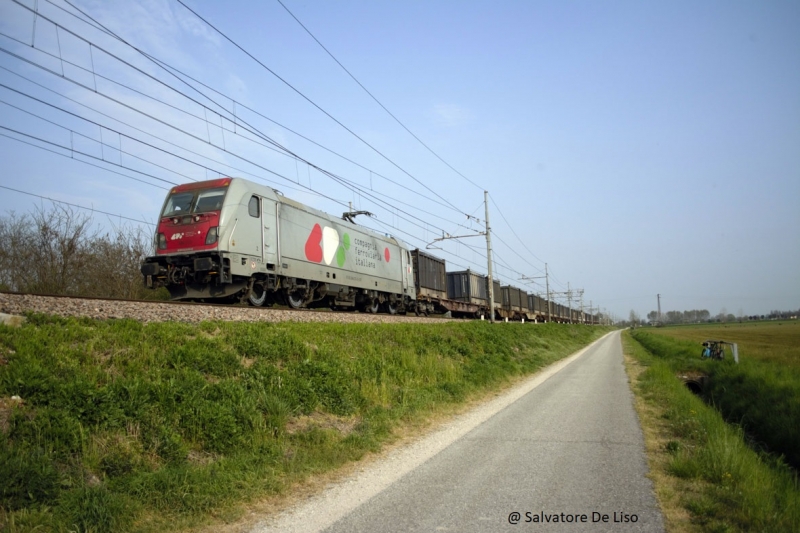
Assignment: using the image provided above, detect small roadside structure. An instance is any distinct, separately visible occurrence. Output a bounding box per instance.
[701,340,739,363]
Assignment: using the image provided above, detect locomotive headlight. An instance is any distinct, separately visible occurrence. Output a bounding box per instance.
[205,226,218,245]
[157,233,167,250]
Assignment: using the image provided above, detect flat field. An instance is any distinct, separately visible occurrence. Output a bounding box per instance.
[640,320,800,368]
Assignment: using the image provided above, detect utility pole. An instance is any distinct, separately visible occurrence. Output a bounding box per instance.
[567,282,572,324]
[545,263,551,323]
[550,286,583,324]
[428,192,495,323]
[484,191,495,323]
[657,294,662,325]
[519,272,547,322]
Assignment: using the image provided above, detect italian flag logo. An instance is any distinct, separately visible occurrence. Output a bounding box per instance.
[304,223,391,267]
[304,223,350,267]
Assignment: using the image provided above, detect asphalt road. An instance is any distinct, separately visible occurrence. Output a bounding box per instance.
[258,330,665,533]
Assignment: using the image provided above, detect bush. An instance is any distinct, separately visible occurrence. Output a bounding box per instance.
[0,206,160,300]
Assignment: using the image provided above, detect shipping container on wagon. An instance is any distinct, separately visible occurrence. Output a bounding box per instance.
[447,269,488,304]
[411,249,447,300]
[525,293,543,321]
[534,296,542,315]
[543,298,553,318]
[501,286,524,312]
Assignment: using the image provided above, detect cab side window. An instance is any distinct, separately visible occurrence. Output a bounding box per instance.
[248,196,260,218]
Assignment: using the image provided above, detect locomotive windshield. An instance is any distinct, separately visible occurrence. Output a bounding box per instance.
[161,187,227,217]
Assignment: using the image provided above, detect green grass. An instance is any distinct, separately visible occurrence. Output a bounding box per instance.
[0,315,610,532]
[632,323,800,469]
[645,321,800,368]
[622,331,800,533]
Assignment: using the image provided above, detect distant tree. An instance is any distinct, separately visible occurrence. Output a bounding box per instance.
[665,310,683,324]
[647,310,658,323]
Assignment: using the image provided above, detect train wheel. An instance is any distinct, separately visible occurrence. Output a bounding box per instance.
[367,299,380,314]
[383,301,398,315]
[285,289,305,309]
[248,284,267,307]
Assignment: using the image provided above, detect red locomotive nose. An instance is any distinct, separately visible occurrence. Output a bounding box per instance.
[157,211,220,253]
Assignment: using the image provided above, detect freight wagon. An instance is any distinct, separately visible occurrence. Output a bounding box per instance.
[500,285,526,321]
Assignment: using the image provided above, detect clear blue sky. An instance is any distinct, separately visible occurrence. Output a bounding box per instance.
[1,0,798,319]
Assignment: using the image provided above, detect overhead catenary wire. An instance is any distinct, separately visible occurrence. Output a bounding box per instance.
[487,192,570,291]
[49,0,468,218]
[171,0,468,217]
[33,0,474,225]
[0,35,484,241]
[0,184,155,227]
[0,129,171,190]
[2,3,480,236]
[275,0,485,192]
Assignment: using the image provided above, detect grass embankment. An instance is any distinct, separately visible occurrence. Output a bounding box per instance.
[622,329,800,532]
[632,322,800,470]
[0,315,609,532]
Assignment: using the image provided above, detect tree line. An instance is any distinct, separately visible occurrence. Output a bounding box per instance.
[0,205,167,300]
[621,308,798,327]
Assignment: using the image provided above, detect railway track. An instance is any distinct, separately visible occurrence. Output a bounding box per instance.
[0,291,450,325]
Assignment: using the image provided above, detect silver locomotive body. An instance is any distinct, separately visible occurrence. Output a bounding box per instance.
[141,177,416,313]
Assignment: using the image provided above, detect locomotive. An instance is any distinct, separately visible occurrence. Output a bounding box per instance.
[140,177,597,323]
[140,177,416,313]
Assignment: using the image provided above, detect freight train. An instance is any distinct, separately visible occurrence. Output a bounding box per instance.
[410,249,594,323]
[140,177,596,323]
